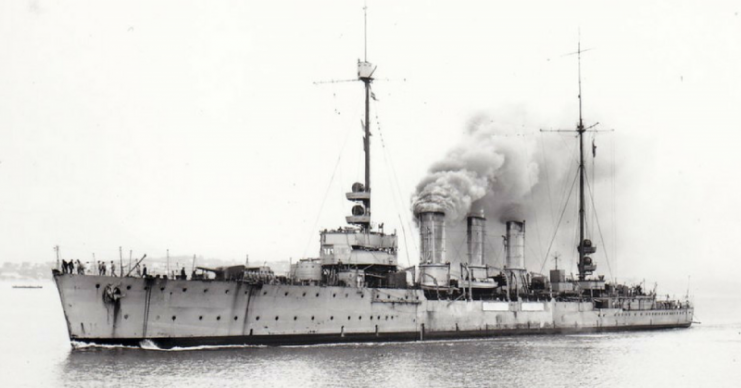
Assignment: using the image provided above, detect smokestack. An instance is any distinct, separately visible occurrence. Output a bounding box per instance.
[418,211,446,264]
[505,221,525,270]
[467,213,486,265]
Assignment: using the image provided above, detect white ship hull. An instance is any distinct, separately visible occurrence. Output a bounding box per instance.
[54,273,693,348]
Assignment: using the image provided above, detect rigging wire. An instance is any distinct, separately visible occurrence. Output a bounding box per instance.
[485,238,505,269]
[539,133,556,232]
[301,102,354,258]
[522,130,546,268]
[584,165,615,281]
[555,135,580,222]
[372,89,414,266]
[570,193,580,276]
[611,133,618,280]
[538,168,580,274]
[591,132,597,239]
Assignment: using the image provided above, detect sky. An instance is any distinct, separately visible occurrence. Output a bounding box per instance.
[1,1,739,294]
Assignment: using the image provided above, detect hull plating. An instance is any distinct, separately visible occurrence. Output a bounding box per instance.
[54,274,694,348]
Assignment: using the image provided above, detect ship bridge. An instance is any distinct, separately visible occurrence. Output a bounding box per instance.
[319,228,397,266]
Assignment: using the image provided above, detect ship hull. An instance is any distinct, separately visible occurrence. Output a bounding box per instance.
[71,323,692,349]
[54,273,693,349]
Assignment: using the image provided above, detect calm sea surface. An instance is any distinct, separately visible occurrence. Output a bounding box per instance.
[1,280,740,388]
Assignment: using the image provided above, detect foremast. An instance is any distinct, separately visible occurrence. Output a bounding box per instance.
[314,6,398,289]
[346,7,376,230]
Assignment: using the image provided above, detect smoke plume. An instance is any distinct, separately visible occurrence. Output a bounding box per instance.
[412,114,542,223]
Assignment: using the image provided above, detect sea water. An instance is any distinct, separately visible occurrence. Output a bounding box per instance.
[1,280,739,388]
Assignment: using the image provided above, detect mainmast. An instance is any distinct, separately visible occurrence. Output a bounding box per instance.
[541,40,610,280]
[575,41,596,281]
[346,5,376,231]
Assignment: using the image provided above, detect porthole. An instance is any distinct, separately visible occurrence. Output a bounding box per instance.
[316,293,319,297]
[348,316,351,320]
[144,286,148,290]
[182,288,187,292]
[345,294,348,298]
[126,285,131,290]
[333,293,336,298]
[217,316,221,321]
[294,316,298,321]
[204,289,208,293]
[385,316,388,320]
[256,316,260,321]
[160,287,165,291]
[199,316,203,320]
[361,294,364,298]
[225,289,229,294]
[377,316,380,320]
[303,292,306,297]
[376,295,380,299]
[234,316,238,321]
[275,316,279,321]
[330,316,334,320]
[311,316,315,320]
[263,291,267,296]
[370,316,373,320]
[285,292,289,296]
[124,314,129,320]
[359,316,362,320]
[172,316,176,321]
[95,284,100,289]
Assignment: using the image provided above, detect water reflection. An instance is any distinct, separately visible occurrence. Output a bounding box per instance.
[59,335,650,388]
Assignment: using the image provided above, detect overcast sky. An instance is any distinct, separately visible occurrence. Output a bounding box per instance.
[1,1,739,292]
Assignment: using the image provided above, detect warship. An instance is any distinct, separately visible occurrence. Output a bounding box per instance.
[52,20,693,349]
